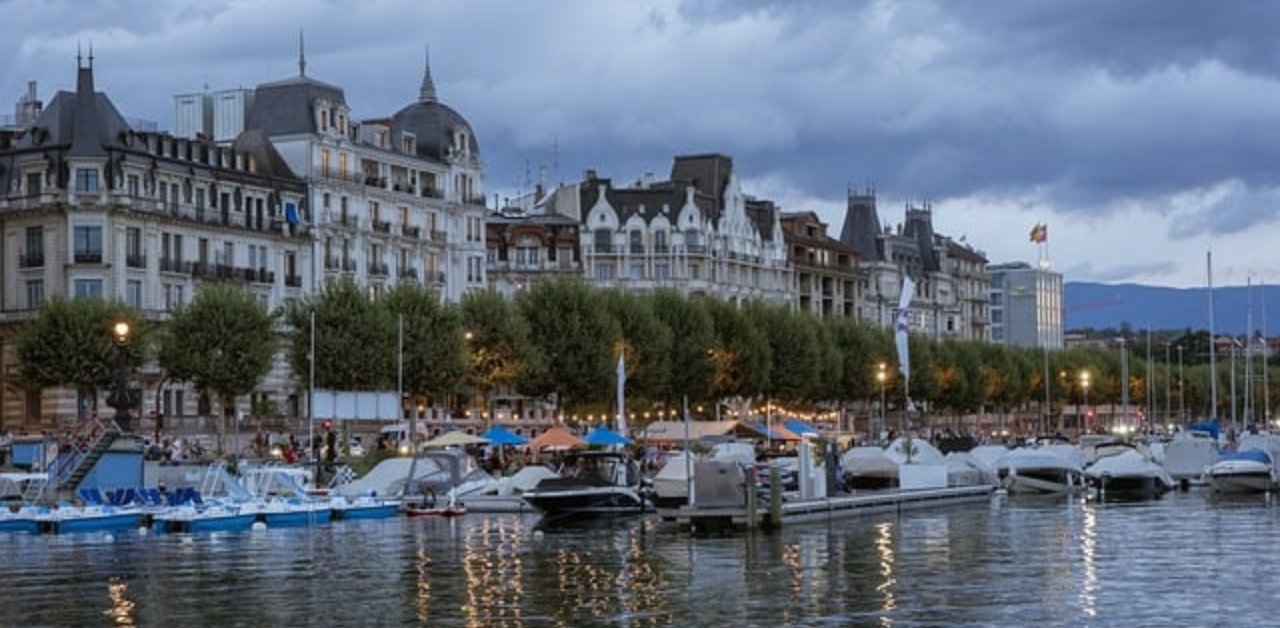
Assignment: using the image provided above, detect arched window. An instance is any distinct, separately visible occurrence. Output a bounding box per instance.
[629,230,644,254]
[594,229,612,254]
[654,230,668,253]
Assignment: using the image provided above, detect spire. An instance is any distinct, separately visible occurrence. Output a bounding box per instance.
[298,29,307,77]
[69,49,105,158]
[419,45,437,103]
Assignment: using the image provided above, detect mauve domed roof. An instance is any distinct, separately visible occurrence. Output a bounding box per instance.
[391,50,479,162]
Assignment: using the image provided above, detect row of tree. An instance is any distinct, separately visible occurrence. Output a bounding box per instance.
[14,279,1276,429]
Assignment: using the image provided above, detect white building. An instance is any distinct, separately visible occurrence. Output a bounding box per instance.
[538,154,792,305]
[0,58,310,429]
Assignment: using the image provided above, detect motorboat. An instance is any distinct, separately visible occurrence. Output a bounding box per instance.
[233,466,332,527]
[1162,428,1220,485]
[328,493,401,520]
[945,452,999,488]
[1084,442,1176,500]
[840,437,949,490]
[0,503,46,534]
[996,444,1086,495]
[522,451,649,521]
[461,465,559,513]
[841,446,900,489]
[337,449,497,507]
[153,502,258,533]
[1206,449,1277,494]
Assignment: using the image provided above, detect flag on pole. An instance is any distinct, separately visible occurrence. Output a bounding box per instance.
[616,350,627,437]
[895,276,915,380]
[1029,223,1048,243]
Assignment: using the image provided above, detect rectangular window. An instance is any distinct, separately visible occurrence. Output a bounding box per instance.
[74,278,104,299]
[26,172,42,195]
[73,225,103,262]
[655,263,669,280]
[26,280,44,308]
[74,168,99,193]
[25,226,43,258]
[127,175,139,197]
[126,280,143,308]
[321,149,331,177]
[594,263,615,281]
[126,227,142,257]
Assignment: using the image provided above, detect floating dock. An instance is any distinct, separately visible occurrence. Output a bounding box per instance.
[661,485,995,532]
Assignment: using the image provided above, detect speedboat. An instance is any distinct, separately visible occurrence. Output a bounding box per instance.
[997,444,1086,495]
[1206,449,1277,494]
[238,467,333,526]
[153,502,258,533]
[1084,443,1175,501]
[328,493,401,520]
[522,451,649,521]
[0,503,47,533]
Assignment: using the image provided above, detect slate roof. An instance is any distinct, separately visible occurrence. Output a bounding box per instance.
[246,75,346,136]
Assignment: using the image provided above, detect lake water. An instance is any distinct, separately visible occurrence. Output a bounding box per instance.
[1,489,1276,627]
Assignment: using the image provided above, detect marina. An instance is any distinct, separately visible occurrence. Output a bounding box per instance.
[4,488,1280,626]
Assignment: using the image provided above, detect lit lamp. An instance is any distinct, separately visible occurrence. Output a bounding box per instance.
[877,362,887,437]
[1080,370,1091,430]
[106,320,134,433]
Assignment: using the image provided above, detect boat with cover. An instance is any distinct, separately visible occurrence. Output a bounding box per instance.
[997,443,1087,495]
[1206,449,1276,494]
[1162,423,1220,485]
[240,467,333,526]
[522,451,649,521]
[1084,442,1175,500]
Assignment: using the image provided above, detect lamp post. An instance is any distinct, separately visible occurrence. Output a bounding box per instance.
[1080,370,1091,433]
[106,320,133,433]
[877,362,887,439]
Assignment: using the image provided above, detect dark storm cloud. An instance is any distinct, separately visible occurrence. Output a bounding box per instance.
[4,0,1280,252]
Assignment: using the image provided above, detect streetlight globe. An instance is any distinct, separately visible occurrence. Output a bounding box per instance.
[113,321,130,344]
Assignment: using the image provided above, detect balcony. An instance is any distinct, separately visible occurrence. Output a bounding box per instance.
[19,253,44,268]
[404,225,422,239]
[398,267,418,280]
[372,220,392,234]
[465,195,488,207]
[250,268,275,284]
[126,254,147,269]
[285,274,303,288]
[325,256,341,270]
[342,259,357,272]
[73,253,103,264]
[421,187,444,199]
[629,244,646,254]
[369,262,389,277]
[430,230,447,242]
[592,243,614,254]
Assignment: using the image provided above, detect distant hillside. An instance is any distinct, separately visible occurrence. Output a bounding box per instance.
[1065,282,1280,334]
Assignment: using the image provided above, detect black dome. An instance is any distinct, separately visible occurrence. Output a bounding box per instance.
[392,100,479,162]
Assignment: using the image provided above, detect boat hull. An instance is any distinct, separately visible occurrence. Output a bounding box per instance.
[1001,468,1084,495]
[157,512,259,533]
[51,512,144,534]
[1207,471,1275,494]
[522,487,648,518]
[333,504,400,520]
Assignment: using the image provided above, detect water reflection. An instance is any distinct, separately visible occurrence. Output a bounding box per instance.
[105,575,136,627]
[12,493,1280,626]
[874,521,897,625]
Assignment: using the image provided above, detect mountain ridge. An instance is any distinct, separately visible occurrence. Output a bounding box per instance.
[1064,282,1280,334]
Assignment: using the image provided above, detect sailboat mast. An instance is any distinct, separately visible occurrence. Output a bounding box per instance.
[1264,277,1271,425]
[1245,277,1253,429]
[1208,251,1218,420]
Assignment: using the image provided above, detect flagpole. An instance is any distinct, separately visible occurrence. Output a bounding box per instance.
[308,309,316,465]
[683,395,694,508]
[616,349,626,437]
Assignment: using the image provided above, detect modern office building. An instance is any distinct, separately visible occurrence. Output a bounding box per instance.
[988,261,1064,349]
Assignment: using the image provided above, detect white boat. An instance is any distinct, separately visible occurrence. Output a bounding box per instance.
[997,444,1086,495]
[231,466,333,527]
[522,451,649,522]
[153,502,258,533]
[945,452,999,488]
[1206,449,1276,494]
[1084,443,1175,500]
[1162,428,1220,484]
[841,446,900,489]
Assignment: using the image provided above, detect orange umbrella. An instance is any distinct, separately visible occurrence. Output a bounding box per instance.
[525,427,586,452]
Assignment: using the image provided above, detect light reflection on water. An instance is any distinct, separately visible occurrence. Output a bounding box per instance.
[5,491,1280,626]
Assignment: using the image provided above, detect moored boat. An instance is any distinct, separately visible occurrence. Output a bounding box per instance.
[522,451,649,522]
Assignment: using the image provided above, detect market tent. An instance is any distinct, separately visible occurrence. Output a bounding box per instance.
[583,425,631,446]
[423,430,489,449]
[481,425,530,446]
[525,427,586,452]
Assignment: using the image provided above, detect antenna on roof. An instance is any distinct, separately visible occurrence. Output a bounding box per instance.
[552,133,561,184]
[298,29,307,77]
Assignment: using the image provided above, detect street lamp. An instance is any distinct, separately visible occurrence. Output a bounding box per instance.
[1080,370,1091,432]
[106,320,133,433]
[877,362,887,439]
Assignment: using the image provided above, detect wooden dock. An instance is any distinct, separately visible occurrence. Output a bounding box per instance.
[660,485,995,532]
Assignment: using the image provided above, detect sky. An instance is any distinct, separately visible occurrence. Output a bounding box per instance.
[3,0,1279,289]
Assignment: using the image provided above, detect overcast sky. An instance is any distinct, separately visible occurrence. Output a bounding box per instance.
[4,0,1278,289]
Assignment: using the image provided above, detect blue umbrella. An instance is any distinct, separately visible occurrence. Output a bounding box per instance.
[583,425,631,446]
[480,425,530,446]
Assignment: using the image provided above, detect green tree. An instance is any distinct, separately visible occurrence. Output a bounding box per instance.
[285,278,395,392]
[15,296,145,415]
[600,290,672,408]
[518,280,619,413]
[745,301,821,404]
[382,282,466,401]
[651,289,716,406]
[461,290,538,418]
[705,298,770,403]
[157,285,278,450]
